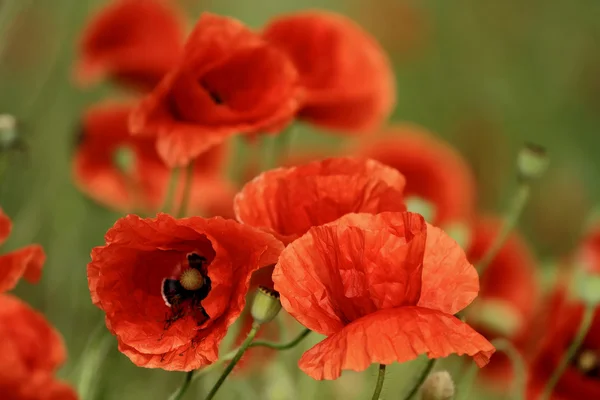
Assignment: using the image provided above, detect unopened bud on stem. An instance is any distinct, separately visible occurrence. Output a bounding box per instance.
[420,370,455,400]
[517,143,548,181]
[251,286,281,324]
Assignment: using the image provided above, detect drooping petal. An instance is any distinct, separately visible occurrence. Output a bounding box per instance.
[0,245,45,293]
[298,306,495,380]
[235,157,406,244]
[417,224,479,315]
[273,212,427,336]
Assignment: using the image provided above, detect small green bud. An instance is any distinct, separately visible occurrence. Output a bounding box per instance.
[467,299,523,337]
[421,371,455,400]
[573,267,600,307]
[517,143,548,181]
[441,222,471,250]
[251,286,281,324]
[0,114,17,149]
[113,146,135,173]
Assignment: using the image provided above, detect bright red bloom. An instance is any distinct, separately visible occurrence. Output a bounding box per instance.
[73,101,233,216]
[0,294,77,400]
[88,213,283,371]
[355,124,476,228]
[0,209,45,293]
[273,212,495,380]
[234,157,407,245]
[262,11,395,133]
[75,0,185,91]
[130,13,301,167]
[466,217,539,383]
[526,289,600,400]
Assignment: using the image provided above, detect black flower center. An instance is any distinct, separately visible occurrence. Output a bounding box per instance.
[161,253,212,330]
[571,346,600,380]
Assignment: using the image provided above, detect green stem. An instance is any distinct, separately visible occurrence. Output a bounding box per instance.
[168,371,194,400]
[403,358,436,400]
[370,364,387,400]
[540,304,596,400]
[476,182,531,276]
[177,161,195,218]
[492,338,526,400]
[76,330,113,400]
[250,328,311,350]
[161,168,181,213]
[230,136,249,188]
[260,126,295,172]
[204,322,261,400]
[456,360,479,400]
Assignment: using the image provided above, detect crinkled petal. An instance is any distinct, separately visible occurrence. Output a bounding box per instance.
[298,306,495,380]
[273,212,426,336]
[417,224,479,315]
[0,245,45,293]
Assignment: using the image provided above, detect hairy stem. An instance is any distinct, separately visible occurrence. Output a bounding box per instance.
[371,364,387,400]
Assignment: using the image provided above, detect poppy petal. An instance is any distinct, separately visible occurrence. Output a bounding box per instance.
[0,208,11,245]
[0,245,45,293]
[235,157,407,244]
[417,224,479,315]
[298,306,495,380]
[273,212,427,336]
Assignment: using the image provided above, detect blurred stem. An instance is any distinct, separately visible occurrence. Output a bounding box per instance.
[177,161,195,218]
[260,126,295,172]
[169,371,194,400]
[77,331,113,400]
[204,322,261,400]
[192,327,311,383]
[402,358,436,400]
[161,168,180,213]
[230,136,249,188]
[476,182,531,276]
[492,338,526,400]
[456,359,479,400]
[370,364,387,400]
[540,304,595,400]
[250,328,311,350]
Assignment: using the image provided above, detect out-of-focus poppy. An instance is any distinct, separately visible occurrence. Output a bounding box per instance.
[526,290,600,399]
[75,0,186,91]
[354,124,476,229]
[87,213,283,371]
[465,217,539,383]
[273,212,495,380]
[262,11,394,133]
[130,13,302,168]
[0,209,45,293]
[73,101,233,216]
[234,157,407,245]
[0,294,77,400]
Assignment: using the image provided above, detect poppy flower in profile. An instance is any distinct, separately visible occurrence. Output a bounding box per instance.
[465,217,538,383]
[0,208,45,293]
[0,294,77,400]
[130,13,302,168]
[88,213,283,370]
[74,101,232,216]
[234,157,407,245]
[273,212,494,380]
[262,11,395,133]
[354,124,476,230]
[75,0,186,91]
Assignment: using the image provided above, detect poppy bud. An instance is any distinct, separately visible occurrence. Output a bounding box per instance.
[0,114,17,149]
[517,143,548,181]
[441,222,471,249]
[420,370,455,400]
[467,298,522,337]
[251,286,282,324]
[573,268,600,306]
[112,146,135,173]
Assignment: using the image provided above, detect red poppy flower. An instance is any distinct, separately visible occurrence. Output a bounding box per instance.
[0,209,45,293]
[465,217,538,383]
[0,294,77,400]
[88,213,283,371]
[354,124,476,228]
[130,13,301,168]
[75,0,186,91]
[234,157,407,245]
[526,288,600,400]
[73,101,232,216]
[262,11,395,133]
[273,212,495,380]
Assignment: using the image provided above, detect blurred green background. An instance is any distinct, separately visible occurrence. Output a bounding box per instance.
[1,0,599,398]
